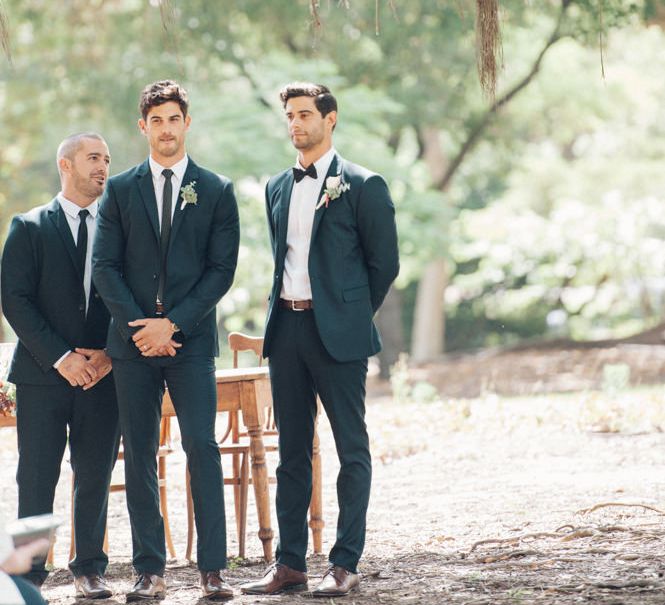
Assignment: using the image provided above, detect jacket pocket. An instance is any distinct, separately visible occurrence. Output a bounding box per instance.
[343,284,370,302]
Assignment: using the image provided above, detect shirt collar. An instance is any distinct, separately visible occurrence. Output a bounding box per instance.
[294,147,336,178]
[57,193,98,219]
[149,154,189,182]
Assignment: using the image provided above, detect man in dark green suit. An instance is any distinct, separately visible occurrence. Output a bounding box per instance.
[1,133,119,599]
[241,83,399,598]
[92,81,239,601]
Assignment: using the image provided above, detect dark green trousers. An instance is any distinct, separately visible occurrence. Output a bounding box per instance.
[269,308,370,573]
[16,376,119,585]
[112,355,226,574]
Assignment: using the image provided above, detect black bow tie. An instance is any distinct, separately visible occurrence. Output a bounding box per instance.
[293,164,317,183]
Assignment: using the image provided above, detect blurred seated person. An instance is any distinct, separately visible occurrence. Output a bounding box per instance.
[0,528,49,605]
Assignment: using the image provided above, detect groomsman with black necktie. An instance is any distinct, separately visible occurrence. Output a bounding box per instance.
[1,133,119,599]
[93,80,239,601]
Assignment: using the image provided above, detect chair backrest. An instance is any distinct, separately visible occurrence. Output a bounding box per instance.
[228,332,264,368]
[225,332,274,437]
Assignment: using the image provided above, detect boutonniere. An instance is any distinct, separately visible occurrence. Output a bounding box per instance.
[180,180,198,210]
[315,175,350,210]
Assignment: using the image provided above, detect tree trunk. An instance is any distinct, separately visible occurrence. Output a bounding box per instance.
[411,258,448,363]
[375,286,404,380]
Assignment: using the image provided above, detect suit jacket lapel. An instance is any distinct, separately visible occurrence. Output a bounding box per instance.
[169,157,199,250]
[48,199,83,280]
[136,159,160,243]
[276,170,295,265]
[310,154,341,244]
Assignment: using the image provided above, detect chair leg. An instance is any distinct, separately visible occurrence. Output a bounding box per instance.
[185,466,195,562]
[309,424,324,554]
[159,456,176,559]
[237,452,249,559]
[232,452,242,541]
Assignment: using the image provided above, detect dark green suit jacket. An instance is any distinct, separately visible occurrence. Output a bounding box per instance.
[1,199,111,384]
[263,153,399,362]
[92,157,239,359]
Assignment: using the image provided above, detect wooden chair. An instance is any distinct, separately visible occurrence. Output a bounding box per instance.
[64,416,176,563]
[184,332,323,560]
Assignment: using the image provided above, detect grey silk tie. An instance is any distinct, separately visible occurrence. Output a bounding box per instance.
[157,168,173,309]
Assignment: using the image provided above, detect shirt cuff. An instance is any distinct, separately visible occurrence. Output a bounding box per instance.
[53,350,72,369]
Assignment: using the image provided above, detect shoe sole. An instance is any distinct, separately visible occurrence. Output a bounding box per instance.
[125,592,166,602]
[74,591,113,600]
[201,590,234,601]
[312,585,359,598]
[241,583,308,595]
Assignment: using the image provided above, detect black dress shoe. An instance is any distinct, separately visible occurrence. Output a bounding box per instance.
[126,574,166,601]
[240,563,308,595]
[74,574,112,599]
[312,565,360,597]
[200,571,233,600]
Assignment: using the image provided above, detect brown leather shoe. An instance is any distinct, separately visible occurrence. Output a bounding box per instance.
[240,563,308,595]
[74,574,112,599]
[126,573,166,601]
[200,571,233,600]
[312,565,360,597]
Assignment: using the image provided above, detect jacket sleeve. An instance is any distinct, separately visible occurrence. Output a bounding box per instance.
[355,174,400,313]
[1,216,70,370]
[167,179,240,336]
[92,179,145,342]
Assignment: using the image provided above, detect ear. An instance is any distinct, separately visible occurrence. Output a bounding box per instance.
[184,114,192,130]
[138,118,147,135]
[58,157,71,174]
[326,110,337,131]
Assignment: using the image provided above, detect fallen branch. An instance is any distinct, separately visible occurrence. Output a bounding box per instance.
[577,502,665,516]
[470,532,560,552]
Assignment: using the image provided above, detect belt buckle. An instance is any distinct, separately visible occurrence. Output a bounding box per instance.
[291,299,304,312]
[156,300,164,316]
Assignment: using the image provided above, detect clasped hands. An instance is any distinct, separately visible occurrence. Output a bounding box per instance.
[129,318,181,358]
[57,348,112,390]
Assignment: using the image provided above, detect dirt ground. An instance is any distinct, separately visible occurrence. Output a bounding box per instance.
[2,349,665,604]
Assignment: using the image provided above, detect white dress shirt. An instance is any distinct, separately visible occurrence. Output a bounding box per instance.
[281,147,336,301]
[53,195,99,369]
[57,194,97,310]
[149,154,189,227]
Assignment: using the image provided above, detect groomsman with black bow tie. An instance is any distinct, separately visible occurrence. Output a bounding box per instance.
[241,83,399,598]
[93,80,239,601]
[1,133,119,599]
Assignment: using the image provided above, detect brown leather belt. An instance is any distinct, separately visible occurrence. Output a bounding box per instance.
[155,301,165,316]
[279,298,313,311]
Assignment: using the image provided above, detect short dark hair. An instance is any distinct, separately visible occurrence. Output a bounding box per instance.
[139,80,189,120]
[279,82,337,118]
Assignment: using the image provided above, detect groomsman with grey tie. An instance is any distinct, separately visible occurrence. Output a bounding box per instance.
[1,133,119,599]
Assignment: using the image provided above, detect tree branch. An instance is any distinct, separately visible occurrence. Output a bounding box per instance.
[434,0,571,192]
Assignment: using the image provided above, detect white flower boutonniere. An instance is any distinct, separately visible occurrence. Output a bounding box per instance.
[315,175,350,210]
[180,181,198,210]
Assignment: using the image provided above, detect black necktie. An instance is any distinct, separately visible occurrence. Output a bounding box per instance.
[76,209,89,278]
[292,164,317,183]
[157,169,173,306]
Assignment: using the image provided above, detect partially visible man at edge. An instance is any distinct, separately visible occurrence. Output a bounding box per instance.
[241,82,399,598]
[1,133,119,600]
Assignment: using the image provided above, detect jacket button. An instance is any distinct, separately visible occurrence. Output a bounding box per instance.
[153,274,158,280]
[94,293,100,299]
[78,304,85,311]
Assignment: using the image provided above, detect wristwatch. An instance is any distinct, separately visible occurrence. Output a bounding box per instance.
[169,320,180,333]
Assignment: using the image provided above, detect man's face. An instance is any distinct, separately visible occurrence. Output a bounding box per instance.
[63,138,110,200]
[284,96,335,152]
[138,101,190,161]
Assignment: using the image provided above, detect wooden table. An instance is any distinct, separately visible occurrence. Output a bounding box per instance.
[162,366,275,561]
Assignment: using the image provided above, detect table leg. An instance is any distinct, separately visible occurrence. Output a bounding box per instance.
[240,381,274,561]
